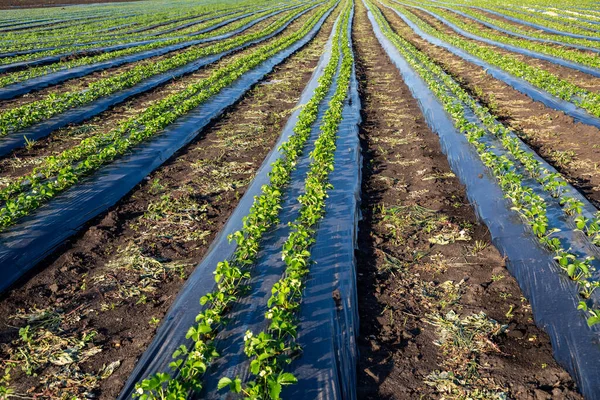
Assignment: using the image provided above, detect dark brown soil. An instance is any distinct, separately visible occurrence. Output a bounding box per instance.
[378,3,600,210]
[0,0,139,10]
[0,6,338,398]
[473,8,581,38]
[444,8,600,59]
[409,7,600,93]
[0,9,285,113]
[354,1,582,398]
[0,6,320,179]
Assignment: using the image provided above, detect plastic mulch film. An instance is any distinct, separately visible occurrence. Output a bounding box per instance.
[470,6,600,41]
[429,6,600,54]
[0,10,213,58]
[0,4,319,157]
[0,13,110,32]
[512,6,600,27]
[0,5,282,65]
[123,12,225,35]
[282,6,361,399]
[0,6,293,99]
[383,4,600,131]
[120,7,342,399]
[367,2,600,397]
[401,4,600,78]
[196,13,347,399]
[116,5,339,397]
[0,5,335,295]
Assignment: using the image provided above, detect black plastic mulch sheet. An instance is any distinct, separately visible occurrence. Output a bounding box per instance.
[384,5,600,131]
[0,4,318,157]
[117,4,361,397]
[0,6,293,99]
[198,12,347,399]
[471,6,600,41]
[367,2,600,398]
[0,5,335,295]
[431,7,600,54]
[400,3,600,78]
[0,4,289,70]
[282,7,361,399]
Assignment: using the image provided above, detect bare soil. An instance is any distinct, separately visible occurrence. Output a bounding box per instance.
[354,2,582,398]
[0,6,337,398]
[378,3,600,210]
[444,8,600,59]
[0,9,285,113]
[0,7,320,180]
[409,7,600,93]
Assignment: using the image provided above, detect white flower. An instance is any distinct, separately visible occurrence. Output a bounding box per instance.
[259,370,267,377]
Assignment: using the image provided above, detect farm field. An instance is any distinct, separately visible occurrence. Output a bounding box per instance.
[0,0,600,399]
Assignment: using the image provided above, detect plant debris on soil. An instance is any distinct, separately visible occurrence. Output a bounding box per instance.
[0,9,337,397]
[353,2,582,398]
[378,4,600,211]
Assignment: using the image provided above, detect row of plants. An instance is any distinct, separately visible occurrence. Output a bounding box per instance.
[481,4,600,36]
[0,1,333,228]
[133,3,343,398]
[451,5,600,50]
[408,3,600,70]
[3,0,289,48]
[0,10,220,59]
[225,4,353,399]
[0,3,315,136]
[0,6,289,87]
[0,0,210,31]
[514,5,600,25]
[388,3,600,119]
[0,6,261,64]
[369,0,600,327]
[0,2,236,47]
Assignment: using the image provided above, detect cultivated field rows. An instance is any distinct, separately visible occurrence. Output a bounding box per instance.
[0,0,600,398]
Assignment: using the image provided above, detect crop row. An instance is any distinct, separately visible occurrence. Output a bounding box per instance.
[388,3,600,119]
[0,6,263,64]
[0,10,225,62]
[484,4,600,35]
[369,0,600,327]
[412,4,600,70]
[449,6,600,49]
[0,3,332,230]
[0,6,286,87]
[0,2,239,46]
[234,4,354,399]
[132,2,342,398]
[0,3,315,136]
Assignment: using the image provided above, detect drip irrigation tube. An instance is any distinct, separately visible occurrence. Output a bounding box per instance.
[402,4,600,78]
[0,4,319,157]
[367,2,600,397]
[115,5,339,398]
[0,6,299,100]
[383,5,600,132]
